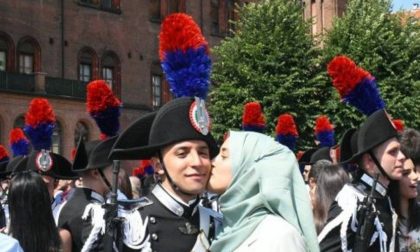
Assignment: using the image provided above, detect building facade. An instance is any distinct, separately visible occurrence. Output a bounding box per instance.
[0,0,239,162]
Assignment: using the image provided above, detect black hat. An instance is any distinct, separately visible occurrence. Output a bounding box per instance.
[298,148,318,165]
[0,161,10,180]
[4,156,27,177]
[338,128,358,163]
[110,97,219,160]
[350,109,398,161]
[309,147,332,164]
[11,151,78,179]
[72,136,117,172]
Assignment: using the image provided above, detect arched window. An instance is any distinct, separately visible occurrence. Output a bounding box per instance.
[0,31,15,72]
[78,47,98,82]
[101,51,120,96]
[74,121,89,146]
[52,121,62,154]
[17,36,41,74]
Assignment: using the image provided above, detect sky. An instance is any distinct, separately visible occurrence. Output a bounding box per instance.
[392,0,418,11]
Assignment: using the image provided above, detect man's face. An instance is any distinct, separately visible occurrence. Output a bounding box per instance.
[374,137,405,180]
[303,165,311,183]
[159,140,211,196]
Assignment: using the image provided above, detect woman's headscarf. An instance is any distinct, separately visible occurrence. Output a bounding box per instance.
[210,131,319,252]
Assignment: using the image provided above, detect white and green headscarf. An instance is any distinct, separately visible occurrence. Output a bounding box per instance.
[210,131,319,252]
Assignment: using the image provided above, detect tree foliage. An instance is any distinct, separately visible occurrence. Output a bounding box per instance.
[209,0,327,148]
[322,0,420,134]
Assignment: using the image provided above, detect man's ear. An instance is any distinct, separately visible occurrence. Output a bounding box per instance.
[362,153,375,173]
[151,157,164,175]
[309,177,316,189]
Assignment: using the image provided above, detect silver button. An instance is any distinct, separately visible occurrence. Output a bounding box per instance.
[150,217,156,224]
[151,233,158,241]
[176,207,183,216]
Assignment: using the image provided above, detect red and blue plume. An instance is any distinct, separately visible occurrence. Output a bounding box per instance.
[132,160,154,179]
[275,113,299,151]
[87,80,121,139]
[242,102,266,133]
[159,13,211,99]
[9,128,30,157]
[0,145,9,163]
[314,115,335,147]
[393,119,404,133]
[24,98,56,150]
[327,55,385,115]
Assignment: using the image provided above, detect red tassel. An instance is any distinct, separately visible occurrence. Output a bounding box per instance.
[25,98,56,127]
[70,148,77,161]
[159,13,208,61]
[314,115,334,134]
[9,128,27,144]
[87,80,121,113]
[276,113,298,136]
[0,145,9,160]
[327,55,372,98]
[242,102,265,126]
[393,119,404,133]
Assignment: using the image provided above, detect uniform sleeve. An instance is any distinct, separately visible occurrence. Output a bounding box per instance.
[319,201,354,252]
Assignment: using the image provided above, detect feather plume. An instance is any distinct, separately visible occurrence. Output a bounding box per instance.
[327,55,385,115]
[314,115,335,147]
[132,160,154,179]
[87,80,121,138]
[0,145,9,162]
[24,98,56,150]
[242,102,266,132]
[393,119,404,133]
[275,113,298,151]
[9,128,30,157]
[159,13,211,99]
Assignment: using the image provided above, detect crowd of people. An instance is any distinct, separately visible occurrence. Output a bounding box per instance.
[0,12,419,252]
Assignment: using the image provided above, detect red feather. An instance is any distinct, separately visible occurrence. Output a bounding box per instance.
[70,148,77,161]
[0,145,9,160]
[296,150,304,161]
[132,160,152,177]
[86,80,121,113]
[159,13,208,61]
[276,113,298,136]
[327,56,372,98]
[393,119,404,133]
[314,115,334,134]
[9,128,28,144]
[242,102,266,126]
[25,98,56,127]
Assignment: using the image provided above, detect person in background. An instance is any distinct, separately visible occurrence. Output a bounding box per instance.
[312,164,350,234]
[8,171,61,252]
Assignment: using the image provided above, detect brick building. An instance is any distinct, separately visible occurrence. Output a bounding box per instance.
[0,0,238,162]
[0,0,347,164]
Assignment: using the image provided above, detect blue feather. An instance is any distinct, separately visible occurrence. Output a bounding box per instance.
[11,139,30,157]
[276,134,297,151]
[242,125,265,133]
[161,46,211,99]
[91,106,121,137]
[344,78,386,116]
[145,165,154,175]
[24,123,55,150]
[316,131,335,147]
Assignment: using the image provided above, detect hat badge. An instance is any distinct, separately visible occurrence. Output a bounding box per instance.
[189,97,210,136]
[36,149,53,172]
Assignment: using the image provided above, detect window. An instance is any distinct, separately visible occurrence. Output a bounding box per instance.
[78,0,120,13]
[149,0,186,22]
[101,51,120,96]
[211,0,236,36]
[0,51,5,71]
[78,47,98,82]
[19,54,33,74]
[74,121,89,146]
[52,121,62,154]
[0,32,14,72]
[13,116,25,129]
[80,63,91,82]
[17,37,41,74]
[152,74,162,108]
